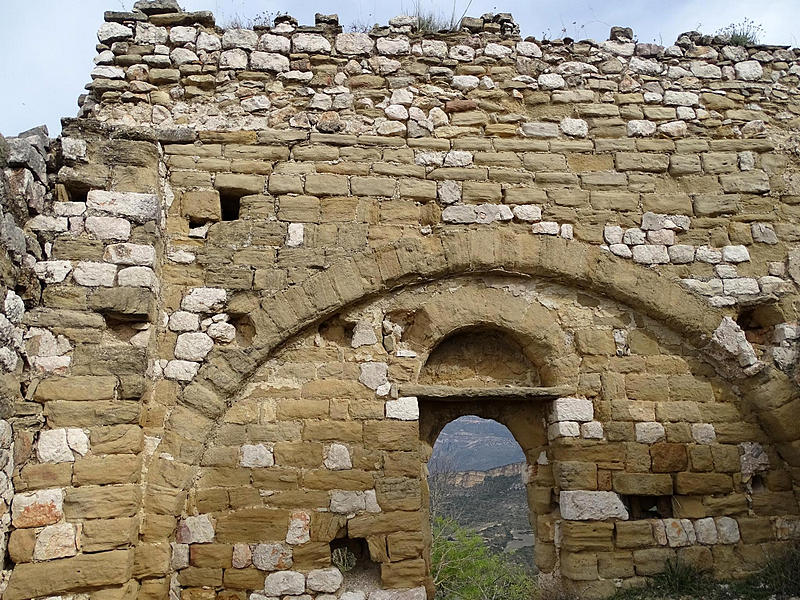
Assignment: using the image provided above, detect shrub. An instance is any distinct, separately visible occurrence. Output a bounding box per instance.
[431,517,535,600]
[716,18,764,46]
[752,543,800,599]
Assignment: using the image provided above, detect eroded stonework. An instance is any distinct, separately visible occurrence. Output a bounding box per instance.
[1,1,800,599]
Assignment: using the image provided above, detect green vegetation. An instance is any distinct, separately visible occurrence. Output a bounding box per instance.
[431,517,535,600]
[715,18,764,46]
[616,547,800,600]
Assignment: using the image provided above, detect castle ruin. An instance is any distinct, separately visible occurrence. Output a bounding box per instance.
[1,1,800,598]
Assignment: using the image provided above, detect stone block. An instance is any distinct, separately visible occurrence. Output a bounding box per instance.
[182,190,221,222]
[612,473,673,495]
[559,490,629,520]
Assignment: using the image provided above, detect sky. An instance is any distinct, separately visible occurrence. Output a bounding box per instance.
[1,0,798,137]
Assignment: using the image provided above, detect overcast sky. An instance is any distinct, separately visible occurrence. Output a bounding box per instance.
[1,0,798,137]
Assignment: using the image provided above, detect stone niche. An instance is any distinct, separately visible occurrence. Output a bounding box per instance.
[1,1,800,599]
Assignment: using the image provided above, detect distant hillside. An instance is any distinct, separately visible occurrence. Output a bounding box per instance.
[431,415,525,472]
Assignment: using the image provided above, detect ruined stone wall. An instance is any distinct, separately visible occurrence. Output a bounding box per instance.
[1,0,800,599]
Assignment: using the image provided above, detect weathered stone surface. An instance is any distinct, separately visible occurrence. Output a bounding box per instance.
[264,570,305,595]
[560,491,629,520]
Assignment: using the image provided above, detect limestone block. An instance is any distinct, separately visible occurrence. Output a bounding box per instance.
[73,261,117,287]
[287,510,311,545]
[358,362,388,390]
[220,49,248,69]
[516,41,542,57]
[694,517,718,544]
[559,491,629,520]
[103,243,156,266]
[538,73,565,90]
[664,519,696,547]
[182,287,227,313]
[581,421,604,439]
[87,190,159,223]
[293,33,332,53]
[264,570,306,596]
[691,423,716,444]
[252,543,293,571]
[386,397,419,421]
[240,443,274,468]
[37,429,75,463]
[331,490,366,514]
[561,118,588,138]
[33,522,77,560]
[307,567,344,593]
[715,516,740,544]
[176,515,215,544]
[251,52,290,72]
[118,266,158,290]
[175,332,214,361]
[550,397,594,423]
[169,311,200,332]
[613,473,672,495]
[324,443,352,470]
[11,488,64,528]
[98,22,133,44]
[632,245,669,265]
[222,28,258,50]
[336,33,374,55]
[85,216,131,240]
[635,422,665,443]
[734,60,763,80]
[548,421,580,440]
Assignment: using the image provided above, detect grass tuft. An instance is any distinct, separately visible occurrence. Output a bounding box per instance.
[715,18,764,46]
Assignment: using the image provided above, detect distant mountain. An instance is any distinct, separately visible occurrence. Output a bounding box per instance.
[431,415,525,472]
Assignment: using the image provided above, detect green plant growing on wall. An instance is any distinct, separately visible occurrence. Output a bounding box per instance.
[716,18,764,46]
[332,547,357,573]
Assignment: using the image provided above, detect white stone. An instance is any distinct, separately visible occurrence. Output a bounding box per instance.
[630,56,663,75]
[342,592,367,600]
[520,122,559,138]
[603,225,624,245]
[4,290,24,323]
[197,31,221,51]
[136,22,167,44]
[253,543,292,571]
[98,22,133,43]
[91,65,125,79]
[715,517,740,544]
[437,180,461,205]
[580,421,604,439]
[452,75,479,91]
[623,228,646,245]
[538,73,565,90]
[336,33,374,55]
[169,25,197,44]
[351,320,377,348]
[599,40,635,56]
[38,429,74,463]
[532,221,560,235]
[365,489,381,513]
[11,489,63,527]
[663,91,699,106]
[27,215,68,232]
[240,443,274,468]
[475,204,513,224]
[668,245,695,264]
[242,94,273,112]
[73,261,117,287]
[33,261,72,284]
[175,332,214,361]
[331,490,366,514]
[647,229,675,245]
[324,443,352,470]
[691,61,722,79]
[550,397,593,423]
[376,37,410,55]
[358,362,388,390]
[691,423,716,444]
[609,244,632,258]
[171,543,190,570]
[560,118,588,137]
[635,422,665,443]
[286,510,310,545]
[103,243,155,266]
[170,47,199,66]
[220,49,249,69]
[293,33,331,53]
[483,42,512,58]
[513,205,542,222]
[176,514,215,543]
[658,121,688,138]
[694,517,718,544]
[258,33,290,53]
[207,322,236,343]
[368,589,426,600]
[723,278,759,295]
[695,246,722,264]
[386,396,419,421]
[664,519,696,547]
[87,190,159,223]
[722,245,750,263]
[169,311,200,332]
[385,104,409,120]
[751,223,778,244]
[118,266,158,290]
[307,568,344,593]
[632,245,669,265]
[444,151,473,167]
[66,428,89,455]
[61,138,88,161]
[182,287,226,312]
[222,28,258,50]
[516,41,542,57]
[164,360,200,381]
[735,60,763,81]
[33,522,77,560]
[264,571,305,596]
[85,216,131,240]
[251,52,290,72]
[548,421,579,439]
[559,491,629,520]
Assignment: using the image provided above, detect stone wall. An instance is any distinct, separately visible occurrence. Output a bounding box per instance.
[1,0,800,598]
